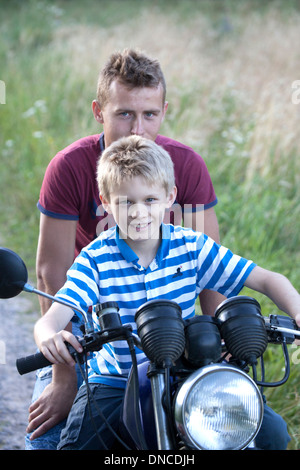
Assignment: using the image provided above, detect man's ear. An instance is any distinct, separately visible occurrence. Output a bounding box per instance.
[100,194,111,213]
[162,101,168,122]
[92,100,104,124]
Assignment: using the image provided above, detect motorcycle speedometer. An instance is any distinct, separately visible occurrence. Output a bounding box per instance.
[174,364,263,450]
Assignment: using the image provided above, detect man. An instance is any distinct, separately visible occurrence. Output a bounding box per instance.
[26,49,224,449]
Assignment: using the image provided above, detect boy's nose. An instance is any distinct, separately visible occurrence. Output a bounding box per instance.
[129,203,147,218]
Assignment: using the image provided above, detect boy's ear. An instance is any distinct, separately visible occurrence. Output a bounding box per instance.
[167,186,177,208]
[100,194,111,213]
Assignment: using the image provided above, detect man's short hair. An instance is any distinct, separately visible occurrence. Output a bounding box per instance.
[97,49,166,108]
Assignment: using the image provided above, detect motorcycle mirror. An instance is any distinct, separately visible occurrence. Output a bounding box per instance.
[0,247,28,298]
[0,247,93,332]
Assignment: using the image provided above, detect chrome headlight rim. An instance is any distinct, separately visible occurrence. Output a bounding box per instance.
[174,363,264,450]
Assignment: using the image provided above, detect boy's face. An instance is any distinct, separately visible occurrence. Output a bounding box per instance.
[101,176,176,245]
[92,80,168,148]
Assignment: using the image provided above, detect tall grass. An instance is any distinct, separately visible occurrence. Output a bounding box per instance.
[1,0,299,448]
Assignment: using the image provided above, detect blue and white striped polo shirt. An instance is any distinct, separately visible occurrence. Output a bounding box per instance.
[56,224,256,388]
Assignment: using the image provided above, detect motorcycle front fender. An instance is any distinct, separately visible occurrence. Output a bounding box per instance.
[119,360,158,450]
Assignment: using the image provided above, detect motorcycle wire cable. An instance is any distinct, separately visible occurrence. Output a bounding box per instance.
[76,353,109,449]
[73,335,148,451]
[163,365,178,448]
[252,339,291,388]
[217,336,290,390]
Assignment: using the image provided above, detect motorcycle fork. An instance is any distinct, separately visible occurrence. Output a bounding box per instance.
[150,371,174,450]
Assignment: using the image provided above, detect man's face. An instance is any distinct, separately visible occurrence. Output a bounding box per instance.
[93,80,168,147]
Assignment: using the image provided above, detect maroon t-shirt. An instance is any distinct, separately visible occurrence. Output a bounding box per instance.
[38,134,217,258]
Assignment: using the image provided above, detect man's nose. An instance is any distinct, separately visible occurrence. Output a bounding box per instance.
[131,117,144,136]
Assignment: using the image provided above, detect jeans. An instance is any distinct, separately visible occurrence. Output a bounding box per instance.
[256,399,291,450]
[25,319,85,450]
[58,383,124,450]
[26,380,291,451]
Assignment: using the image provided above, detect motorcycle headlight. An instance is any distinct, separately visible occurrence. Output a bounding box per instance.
[174,364,263,450]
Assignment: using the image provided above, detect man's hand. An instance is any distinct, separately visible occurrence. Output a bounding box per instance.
[27,365,78,441]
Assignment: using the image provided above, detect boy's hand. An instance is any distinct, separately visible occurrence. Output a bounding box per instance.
[294,313,300,328]
[39,331,83,366]
[294,313,300,345]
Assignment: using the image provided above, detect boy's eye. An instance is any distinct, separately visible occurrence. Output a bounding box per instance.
[119,199,130,205]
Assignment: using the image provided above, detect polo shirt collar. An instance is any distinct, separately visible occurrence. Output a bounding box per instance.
[115,226,139,264]
[99,133,105,152]
[156,223,171,263]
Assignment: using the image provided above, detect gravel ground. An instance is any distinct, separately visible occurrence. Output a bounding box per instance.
[0,296,39,450]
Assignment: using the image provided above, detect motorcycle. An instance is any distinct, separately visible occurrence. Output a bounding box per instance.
[0,246,299,451]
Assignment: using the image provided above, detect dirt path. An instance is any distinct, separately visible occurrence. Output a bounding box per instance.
[0,296,39,450]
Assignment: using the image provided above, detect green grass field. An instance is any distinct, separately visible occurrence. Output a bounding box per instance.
[1,0,299,448]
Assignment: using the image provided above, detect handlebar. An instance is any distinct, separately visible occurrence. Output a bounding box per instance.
[265,314,300,343]
[16,313,300,376]
[16,324,136,375]
[16,350,53,374]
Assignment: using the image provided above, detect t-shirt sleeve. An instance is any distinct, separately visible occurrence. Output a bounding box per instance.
[196,234,256,297]
[37,151,81,220]
[178,150,217,212]
[55,249,100,317]
[156,136,217,213]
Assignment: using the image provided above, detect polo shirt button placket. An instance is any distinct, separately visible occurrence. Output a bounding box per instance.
[150,259,158,271]
[144,271,152,300]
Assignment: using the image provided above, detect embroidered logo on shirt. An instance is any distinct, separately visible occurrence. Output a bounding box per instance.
[173,266,183,278]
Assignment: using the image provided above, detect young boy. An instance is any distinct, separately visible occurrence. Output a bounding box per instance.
[34,135,300,450]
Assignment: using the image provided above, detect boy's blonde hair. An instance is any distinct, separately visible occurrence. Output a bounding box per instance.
[97,135,175,201]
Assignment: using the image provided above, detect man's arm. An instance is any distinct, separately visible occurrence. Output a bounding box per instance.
[184,206,226,316]
[36,214,78,313]
[27,214,78,440]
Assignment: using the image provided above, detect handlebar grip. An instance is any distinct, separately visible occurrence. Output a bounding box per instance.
[16,351,52,375]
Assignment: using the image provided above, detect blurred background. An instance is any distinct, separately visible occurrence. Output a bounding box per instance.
[0,0,299,448]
